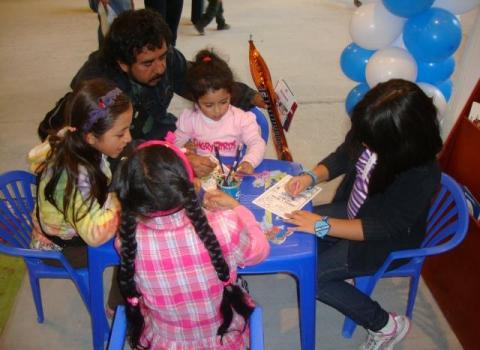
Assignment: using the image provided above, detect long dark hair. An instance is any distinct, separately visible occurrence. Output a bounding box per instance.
[349,79,443,194]
[186,48,234,101]
[114,145,253,349]
[42,78,130,223]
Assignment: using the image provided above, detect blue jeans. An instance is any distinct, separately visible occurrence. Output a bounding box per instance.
[314,203,389,332]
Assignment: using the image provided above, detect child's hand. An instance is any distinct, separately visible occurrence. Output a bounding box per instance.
[237,161,254,174]
[285,175,311,197]
[184,139,196,154]
[204,190,240,211]
[56,126,77,138]
[187,153,217,178]
[193,178,202,193]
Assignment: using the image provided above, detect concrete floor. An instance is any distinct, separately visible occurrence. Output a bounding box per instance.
[0,0,466,349]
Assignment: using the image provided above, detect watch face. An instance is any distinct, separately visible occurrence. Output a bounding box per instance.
[315,218,330,238]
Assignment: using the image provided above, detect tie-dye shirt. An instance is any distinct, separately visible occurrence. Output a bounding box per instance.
[28,142,119,250]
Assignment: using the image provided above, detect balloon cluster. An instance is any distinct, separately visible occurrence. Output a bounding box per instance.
[341,0,479,116]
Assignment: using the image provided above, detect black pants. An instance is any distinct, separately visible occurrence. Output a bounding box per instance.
[145,0,184,45]
[196,0,226,28]
[313,203,389,332]
[44,245,124,310]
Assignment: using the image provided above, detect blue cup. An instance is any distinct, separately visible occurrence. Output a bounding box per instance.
[218,179,241,200]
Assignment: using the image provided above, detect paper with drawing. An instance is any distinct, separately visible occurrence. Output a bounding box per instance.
[253,174,322,219]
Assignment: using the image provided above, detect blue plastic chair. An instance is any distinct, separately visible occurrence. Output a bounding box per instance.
[342,173,469,338]
[106,305,127,350]
[250,107,269,145]
[250,306,265,350]
[106,305,265,350]
[0,170,90,322]
[87,238,120,350]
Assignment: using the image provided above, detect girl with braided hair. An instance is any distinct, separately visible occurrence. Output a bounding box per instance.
[114,135,269,349]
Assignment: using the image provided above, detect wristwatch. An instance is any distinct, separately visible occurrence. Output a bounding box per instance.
[300,169,318,189]
[314,216,330,239]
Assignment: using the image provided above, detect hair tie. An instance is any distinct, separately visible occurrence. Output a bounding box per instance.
[223,274,235,286]
[202,55,212,63]
[83,87,123,132]
[126,296,139,306]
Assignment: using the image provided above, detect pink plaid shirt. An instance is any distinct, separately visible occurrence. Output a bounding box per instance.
[134,205,269,350]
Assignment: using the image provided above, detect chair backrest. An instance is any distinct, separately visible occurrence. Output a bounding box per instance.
[107,305,265,350]
[421,173,469,254]
[250,107,269,144]
[0,170,37,248]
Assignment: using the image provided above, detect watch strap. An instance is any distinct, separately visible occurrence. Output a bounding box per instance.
[314,216,331,239]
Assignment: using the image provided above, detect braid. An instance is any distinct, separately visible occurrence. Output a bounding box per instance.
[183,186,230,280]
[182,186,253,340]
[118,209,148,349]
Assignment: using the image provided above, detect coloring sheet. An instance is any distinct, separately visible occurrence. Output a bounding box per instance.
[253,174,322,219]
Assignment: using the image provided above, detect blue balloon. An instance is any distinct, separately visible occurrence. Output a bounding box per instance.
[383,0,434,18]
[416,56,455,84]
[340,43,375,82]
[436,79,453,101]
[404,8,462,62]
[346,83,370,116]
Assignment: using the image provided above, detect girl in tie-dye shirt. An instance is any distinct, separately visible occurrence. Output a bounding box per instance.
[29,78,132,312]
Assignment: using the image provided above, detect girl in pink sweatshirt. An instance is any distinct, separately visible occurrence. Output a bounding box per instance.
[114,138,270,349]
[175,49,266,174]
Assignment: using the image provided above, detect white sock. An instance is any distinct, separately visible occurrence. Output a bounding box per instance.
[378,313,396,334]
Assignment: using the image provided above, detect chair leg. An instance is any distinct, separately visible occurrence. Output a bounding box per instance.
[28,272,44,323]
[342,317,357,338]
[88,258,110,350]
[406,275,420,319]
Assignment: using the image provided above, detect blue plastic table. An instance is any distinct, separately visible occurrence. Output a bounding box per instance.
[87,158,316,350]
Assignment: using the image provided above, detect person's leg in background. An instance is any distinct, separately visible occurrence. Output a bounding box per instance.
[145,0,184,46]
[97,0,133,47]
[215,0,229,30]
[193,0,219,35]
[191,0,203,25]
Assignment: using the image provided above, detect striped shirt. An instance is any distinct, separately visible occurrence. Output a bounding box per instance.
[347,148,377,219]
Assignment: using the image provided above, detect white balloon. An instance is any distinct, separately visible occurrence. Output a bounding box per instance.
[417,82,448,115]
[349,2,406,50]
[366,47,417,87]
[433,0,480,14]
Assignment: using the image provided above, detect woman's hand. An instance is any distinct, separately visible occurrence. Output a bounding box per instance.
[203,190,240,211]
[285,174,312,197]
[237,161,254,174]
[284,210,321,234]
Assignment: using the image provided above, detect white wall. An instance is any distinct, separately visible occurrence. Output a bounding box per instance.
[442,9,480,138]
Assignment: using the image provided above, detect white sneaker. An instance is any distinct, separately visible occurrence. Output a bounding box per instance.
[359,313,411,350]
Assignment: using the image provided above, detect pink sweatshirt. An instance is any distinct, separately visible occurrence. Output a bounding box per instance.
[175,105,266,168]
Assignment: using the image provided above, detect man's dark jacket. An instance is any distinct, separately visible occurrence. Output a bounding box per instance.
[71,48,257,140]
